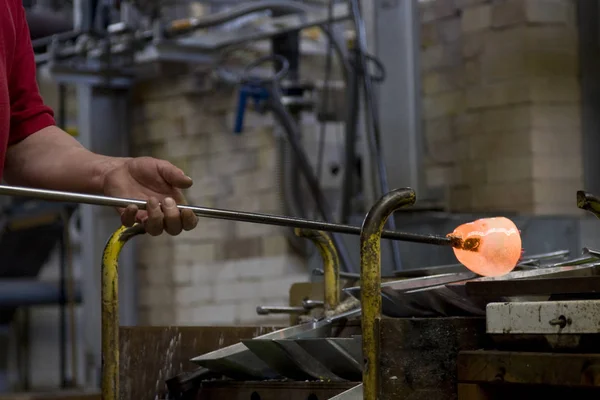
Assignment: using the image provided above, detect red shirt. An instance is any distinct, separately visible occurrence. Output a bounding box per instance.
[0,1,55,180]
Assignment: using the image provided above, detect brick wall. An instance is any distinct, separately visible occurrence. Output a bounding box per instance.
[420,0,583,214]
[130,73,320,326]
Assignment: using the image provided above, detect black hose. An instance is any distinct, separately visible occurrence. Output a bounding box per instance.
[267,83,356,272]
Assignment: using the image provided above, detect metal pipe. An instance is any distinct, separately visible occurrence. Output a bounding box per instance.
[101,224,145,400]
[295,229,340,310]
[577,190,600,219]
[0,185,456,247]
[359,188,416,400]
[256,306,306,315]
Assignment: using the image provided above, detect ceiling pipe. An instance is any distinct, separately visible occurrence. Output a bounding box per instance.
[26,9,73,40]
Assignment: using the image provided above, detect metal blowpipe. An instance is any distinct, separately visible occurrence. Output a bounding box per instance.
[0,184,454,247]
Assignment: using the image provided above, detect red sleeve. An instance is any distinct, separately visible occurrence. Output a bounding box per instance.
[8,2,55,145]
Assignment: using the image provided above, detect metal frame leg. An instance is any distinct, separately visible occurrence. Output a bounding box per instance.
[101,224,145,400]
[359,188,416,400]
[294,229,341,311]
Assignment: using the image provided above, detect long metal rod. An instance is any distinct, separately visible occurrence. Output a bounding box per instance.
[0,185,455,247]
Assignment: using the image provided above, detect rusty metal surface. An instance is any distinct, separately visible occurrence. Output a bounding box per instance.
[378,317,489,400]
[0,393,99,400]
[465,276,600,296]
[360,188,417,400]
[457,383,600,400]
[119,325,280,400]
[194,381,357,400]
[458,350,600,387]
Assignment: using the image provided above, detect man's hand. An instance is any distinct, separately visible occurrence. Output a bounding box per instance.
[102,157,199,236]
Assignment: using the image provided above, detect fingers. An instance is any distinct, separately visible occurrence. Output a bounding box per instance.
[157,160,193,189]
[162,197,183,236]
[144,197,164,236]
[120,205,138,227]
[182,209,198,231]
[143,197,196,236]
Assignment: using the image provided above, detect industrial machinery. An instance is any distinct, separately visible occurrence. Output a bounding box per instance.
[3,185,600,400]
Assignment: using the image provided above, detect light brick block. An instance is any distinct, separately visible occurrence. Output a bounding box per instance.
[424,117,453,143]
[422,70,464,95]
[180,219,234,242]
[191,262,217,285]
[480,105,531,134]
[192,304,237,325]
[186,175,232,198]
[533,203,583,216]
[455,113,482,137]
[175,285,213,306]
[485,157,532,184]
[420,1,458,23]
[209,152,259,175]
[471,181,534,211]
[173,264,192,285]
[426,166,453,188]
[235,256,286,279]
[481,46,526,83]
[453,161,486,186]
[531,129,581,156]
[259,276,308,298]
[525,0,571,24]
[526,50,578,78]
[262,235,290,257]
[421,45,445,72]
[139,265,172,286]
[532,156,583,180]
[465,80,529,110]
[533,178,582,206]
[529,77,580,103]
[461,4,492,33]
[530,105,580,130]
[438,18,462,43]
[146,117,186,143]
[462,33,485,60]
[173,242,218,265]
[491,0,525,28]
[427,138,455,164]
[423,91,464,119]
[463,60,481,85]
[214,282,260,302]
[449,186,473,211]
[455,0,488,8]
[165,135,209,158]
[137,244,173,268]
[258,148,276,169]
[231,170,276,195]
[525,26,578,53]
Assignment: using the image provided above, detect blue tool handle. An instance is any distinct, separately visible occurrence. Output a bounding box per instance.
[233,88,249,134]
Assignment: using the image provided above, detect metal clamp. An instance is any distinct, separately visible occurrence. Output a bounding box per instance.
[294,228,341,311]
[359,188,416,400]
[101,224,145,400]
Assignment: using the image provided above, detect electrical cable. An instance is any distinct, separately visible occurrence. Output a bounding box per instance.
[315,0,335,191]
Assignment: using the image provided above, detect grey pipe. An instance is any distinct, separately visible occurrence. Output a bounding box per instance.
[0,280,82,308]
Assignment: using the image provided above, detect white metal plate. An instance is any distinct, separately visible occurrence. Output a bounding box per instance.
[486,300,600,334]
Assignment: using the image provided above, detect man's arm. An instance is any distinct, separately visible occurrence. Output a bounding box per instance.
[4,126,127,193]
[3,3,125,192]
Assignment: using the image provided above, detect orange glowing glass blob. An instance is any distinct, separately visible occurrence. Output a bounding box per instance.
[448,217,522,277]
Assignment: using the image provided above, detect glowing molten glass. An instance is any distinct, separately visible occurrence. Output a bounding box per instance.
[448,217,522,277]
